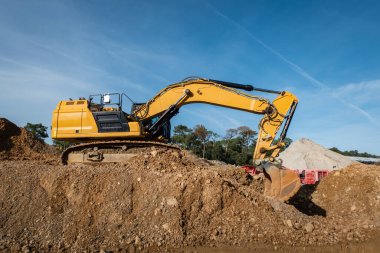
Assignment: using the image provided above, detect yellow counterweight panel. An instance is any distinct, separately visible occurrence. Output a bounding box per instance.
[51,100,142,140]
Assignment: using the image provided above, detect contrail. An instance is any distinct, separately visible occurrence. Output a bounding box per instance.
[207,4,379,126]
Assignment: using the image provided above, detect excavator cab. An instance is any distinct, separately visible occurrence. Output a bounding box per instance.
[87,93,133,133]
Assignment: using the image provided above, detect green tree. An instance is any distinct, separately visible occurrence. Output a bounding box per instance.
[24,123,48,141]
[172,125,193,148]
[237,126,257,164]
[223,128,238,155]
[193,124,212,158]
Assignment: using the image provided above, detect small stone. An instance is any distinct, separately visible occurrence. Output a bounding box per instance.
[137,177,141,182]
[347,232,354,241]
[304,222,314,233]
[162,223,170,231]
[134,236,141,245]
[151,150,158,157]
[171,151,181,158]
[154,208,161,216]
[285,219,293,228]
[294,222,302,230]
[21,245,30,253]
[350,205,356,211]
[166,197,178,207]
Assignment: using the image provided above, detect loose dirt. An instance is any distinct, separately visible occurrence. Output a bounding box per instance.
[0,149,379,252]
[0,118,57,161]
[279,138,355,170]
[0,119,379,252]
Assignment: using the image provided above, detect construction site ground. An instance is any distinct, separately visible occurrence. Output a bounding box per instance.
[0,118,379,252]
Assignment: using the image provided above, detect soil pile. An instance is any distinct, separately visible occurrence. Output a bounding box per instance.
[313,163,380,228]
[279,138,355,170]
[0,148,379,252]
[0,118,56,160]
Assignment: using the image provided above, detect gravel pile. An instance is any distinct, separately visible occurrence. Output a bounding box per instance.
[279,138,355,170]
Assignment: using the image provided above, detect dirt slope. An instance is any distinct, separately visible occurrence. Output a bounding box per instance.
[0,118,56,161]
[0,148,379,252]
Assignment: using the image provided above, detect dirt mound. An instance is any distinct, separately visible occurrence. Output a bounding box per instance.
[0,118,56,160]
[279,138,355,170]
[313,163,380,228]
[0,148,379,252]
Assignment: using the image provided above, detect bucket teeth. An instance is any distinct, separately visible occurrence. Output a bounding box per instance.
[262,163,301,201]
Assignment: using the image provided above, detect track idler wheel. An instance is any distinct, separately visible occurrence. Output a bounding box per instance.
[262,162,301,201]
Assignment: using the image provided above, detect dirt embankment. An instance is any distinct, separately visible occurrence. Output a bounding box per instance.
[0,147,379,252]
[0,118,57,161]
[0,118,379,252]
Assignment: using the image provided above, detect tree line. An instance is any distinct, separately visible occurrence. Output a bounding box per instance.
[329,147,380,158]
[171,124,292,165]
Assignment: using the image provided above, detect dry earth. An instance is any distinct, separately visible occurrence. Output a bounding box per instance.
[0,119,379,252]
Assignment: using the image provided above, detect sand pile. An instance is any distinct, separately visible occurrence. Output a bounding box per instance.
[0,148,379,252]
[0,118,57,160]
[279,138,354,170]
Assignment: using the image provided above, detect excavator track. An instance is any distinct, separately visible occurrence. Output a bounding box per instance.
[61,140,180,165]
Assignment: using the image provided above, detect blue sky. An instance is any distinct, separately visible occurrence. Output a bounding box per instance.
[0,0,379,154]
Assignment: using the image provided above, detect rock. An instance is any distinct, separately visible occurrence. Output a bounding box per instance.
[293,222,302,230]
[166,197,178,207]
[21,245,30,253]
[285,220,293,228]
[162,223,170,231]
[150,150,158,157]
[134,236,141,245]
[154,208,161,216]
[171,151,181,158]
[304,223,314,233]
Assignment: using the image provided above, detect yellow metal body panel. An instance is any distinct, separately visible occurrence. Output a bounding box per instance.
[51,100,142,141]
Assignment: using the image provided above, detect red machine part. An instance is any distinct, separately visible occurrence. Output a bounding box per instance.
[298,169,329,185]
[241,165,260,175]
[241,166,329,185]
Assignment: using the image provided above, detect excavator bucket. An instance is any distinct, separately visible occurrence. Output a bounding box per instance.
[262,163,301,201]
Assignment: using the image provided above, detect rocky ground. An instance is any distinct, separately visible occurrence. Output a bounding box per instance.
[0,118,379,252]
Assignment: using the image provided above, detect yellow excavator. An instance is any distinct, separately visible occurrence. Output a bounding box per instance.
[51,77,300,201]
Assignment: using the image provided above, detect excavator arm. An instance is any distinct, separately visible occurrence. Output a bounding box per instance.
[133,77,297,162]
[132,78,301,201]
